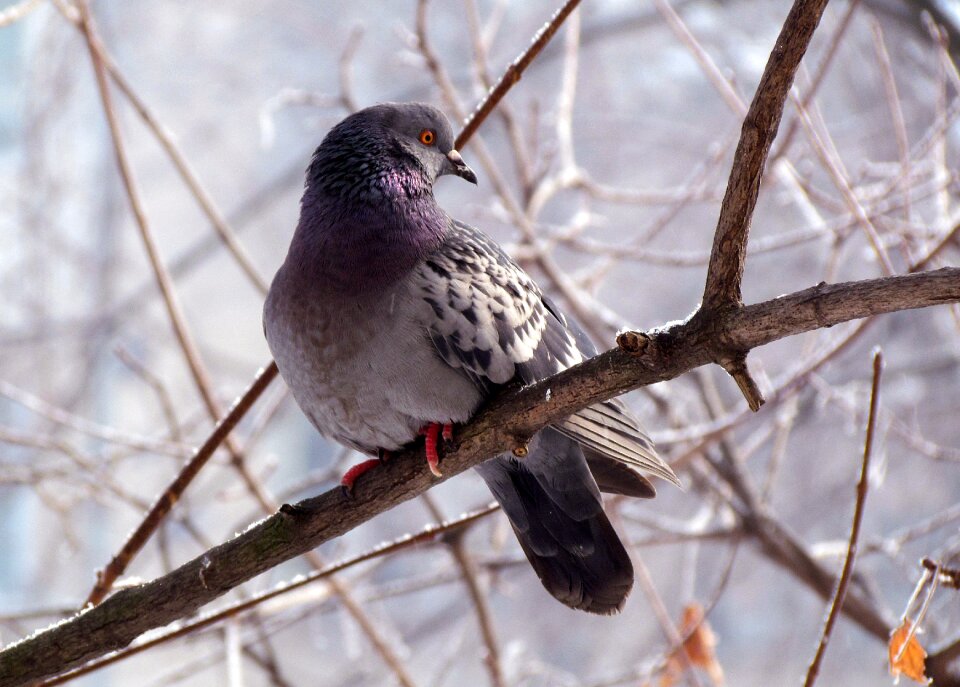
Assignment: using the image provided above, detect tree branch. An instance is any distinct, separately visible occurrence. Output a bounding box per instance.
[701,0,830,309]
[2,267,957,686]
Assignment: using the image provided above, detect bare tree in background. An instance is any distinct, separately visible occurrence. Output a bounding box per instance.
[1,0,960,686]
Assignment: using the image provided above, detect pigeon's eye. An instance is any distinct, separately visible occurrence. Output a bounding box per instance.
[418,129,436,146]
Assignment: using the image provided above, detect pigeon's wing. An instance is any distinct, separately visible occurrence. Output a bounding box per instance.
[411,221,678,486]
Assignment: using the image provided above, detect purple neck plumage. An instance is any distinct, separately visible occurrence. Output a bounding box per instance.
[286,154,448,295]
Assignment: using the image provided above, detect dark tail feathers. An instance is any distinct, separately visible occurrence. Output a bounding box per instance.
[478,456,633,614]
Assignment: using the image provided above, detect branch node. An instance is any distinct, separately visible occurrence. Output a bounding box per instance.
[718,353,765,411]
[198,555,213,590]
[616,329,650,354]
[279,503,308,518]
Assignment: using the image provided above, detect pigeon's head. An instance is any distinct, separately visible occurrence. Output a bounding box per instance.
[370,102,478,185]
[308,103,477,202]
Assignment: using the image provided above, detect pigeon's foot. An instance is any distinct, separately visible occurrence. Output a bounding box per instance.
[418,422,453,477]
[340,456,383,498]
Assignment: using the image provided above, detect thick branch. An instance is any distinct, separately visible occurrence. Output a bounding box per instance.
[1,267,957,686]
[702,0,830,308]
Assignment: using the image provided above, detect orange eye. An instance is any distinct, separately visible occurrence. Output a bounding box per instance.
[419,129,436,146]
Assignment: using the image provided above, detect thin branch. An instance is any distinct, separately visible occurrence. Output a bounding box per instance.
[82,362,279,610]
[77,2,291,605]
[0,0,41,27]
[770,0,862,163]
[788,92,897,275]
[804,350,883,687]
[700,0,830,309]
[114,345,182,443]
[455,0,582,149]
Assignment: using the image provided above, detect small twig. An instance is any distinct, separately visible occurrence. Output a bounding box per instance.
[922,558,960,589]
[770,0,862,163]
[421,495,505,687]
[788,92,897,276]
[804,349,883,687]
[632,554,705,687]
[718,354,765,412]
[897,566,939,664]
[870,18,912,227]
[338,27,364,112]
[78,1,281,603]
[463,0,534,194]
[0,379,186,456]
[455,0,581,149]
[0,0,41,27]
[113,345,182,443]
[77,2,217,422]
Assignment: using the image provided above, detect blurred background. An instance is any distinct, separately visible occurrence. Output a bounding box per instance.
[2,0,960,685]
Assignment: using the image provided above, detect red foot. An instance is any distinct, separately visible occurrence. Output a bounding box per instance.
[418,422,453,477]
[340,458,381,497]
[340,449,393,497]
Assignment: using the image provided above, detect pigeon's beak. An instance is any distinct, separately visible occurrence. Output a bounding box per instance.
[446,149,478,185]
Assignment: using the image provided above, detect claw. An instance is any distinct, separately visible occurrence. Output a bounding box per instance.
[419,422,452,478]
[340,458,381,498]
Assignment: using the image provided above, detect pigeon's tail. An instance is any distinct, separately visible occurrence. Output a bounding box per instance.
[476,429,634,614]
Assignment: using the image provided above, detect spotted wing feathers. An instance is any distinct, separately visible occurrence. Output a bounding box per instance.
[412,220,677,485]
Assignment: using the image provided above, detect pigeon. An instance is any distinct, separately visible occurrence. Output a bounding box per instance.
[264,102,678,614]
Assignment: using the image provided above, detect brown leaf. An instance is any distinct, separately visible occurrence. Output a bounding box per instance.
[889,619,930,684]
[656,603,724,687]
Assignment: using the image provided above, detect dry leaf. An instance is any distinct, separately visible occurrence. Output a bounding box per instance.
[658,603,724,687]
[889,618,930,685]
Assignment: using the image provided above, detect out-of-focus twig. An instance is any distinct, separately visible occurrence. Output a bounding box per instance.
[422,495,505,687]
[58,2,269,294]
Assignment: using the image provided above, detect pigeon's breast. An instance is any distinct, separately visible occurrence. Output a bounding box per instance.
[264,273,482,453]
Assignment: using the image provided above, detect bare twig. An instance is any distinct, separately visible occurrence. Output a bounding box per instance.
[78,2,282,605]
[0,0,41,27]
[804,350,883,687]
[113,345,182,443]
[633,555,705,687]
[770,0,862,163]
[454,0,582,150]
[788,92,897,275]
[82,361,279,609]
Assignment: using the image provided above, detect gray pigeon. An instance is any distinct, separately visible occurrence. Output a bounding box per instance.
[264,102,678,614]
